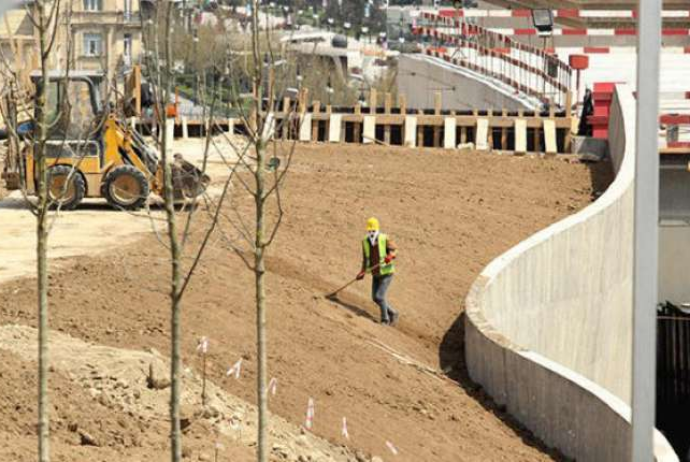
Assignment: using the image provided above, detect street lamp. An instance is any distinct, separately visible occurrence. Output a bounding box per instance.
[531,9,554,36]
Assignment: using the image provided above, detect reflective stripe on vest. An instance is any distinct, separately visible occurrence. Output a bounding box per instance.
[362,233,395,276]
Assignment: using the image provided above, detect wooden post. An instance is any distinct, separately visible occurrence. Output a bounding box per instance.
[433,92,442,148]
[369,88,378,114]
[399,94,407,115]
[312,101,320,142]
[534,112,541,152]
[384,93,392,145]
[282,97,291,140]
[325,104,332,143]
[487,109,494,149]
[565,91,574,153]
[299,88,309,114]
[501,108,508,150]
[417,109,424,148]
[354,103,362,142]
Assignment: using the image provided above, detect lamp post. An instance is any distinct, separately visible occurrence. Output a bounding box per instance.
[632,0,662,460]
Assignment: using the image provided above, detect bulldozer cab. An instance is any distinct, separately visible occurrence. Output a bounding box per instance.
[31,70,105,159]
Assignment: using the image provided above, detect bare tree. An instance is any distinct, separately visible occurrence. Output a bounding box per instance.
[139,3,250,461]
[0,1,75,460]
[208,2,303,460]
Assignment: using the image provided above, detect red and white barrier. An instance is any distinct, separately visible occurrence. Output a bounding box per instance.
[435,8,690,19]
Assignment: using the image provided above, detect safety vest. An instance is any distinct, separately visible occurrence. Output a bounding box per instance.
[362,233,395,276]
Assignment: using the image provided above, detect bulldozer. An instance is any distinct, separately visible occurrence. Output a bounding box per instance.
[1,69,209,210]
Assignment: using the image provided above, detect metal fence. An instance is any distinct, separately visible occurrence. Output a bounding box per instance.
[414,12,572,110]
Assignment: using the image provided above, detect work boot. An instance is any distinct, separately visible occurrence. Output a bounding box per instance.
[390,311,400,326]
[380,318,390,326]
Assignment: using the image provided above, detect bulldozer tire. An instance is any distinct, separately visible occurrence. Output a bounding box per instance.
[47,165,85,211]
[102,165,149,210]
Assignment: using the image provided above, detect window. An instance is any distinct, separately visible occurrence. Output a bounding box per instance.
[123,33,132,66]
[83,0,102,11]
[123,34,132,58]
[83,33,103,57]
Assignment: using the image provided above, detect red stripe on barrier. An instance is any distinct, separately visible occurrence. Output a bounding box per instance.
[557,9,580,18]
[512,9,531,17]
[563,29,587,35]
[515,28,537,35]
[661,115,690,125]
[584,47,610,54]
[439,10,460,18]
[663,28,690,36]
[668,142,690,148]
[615,28,637,35]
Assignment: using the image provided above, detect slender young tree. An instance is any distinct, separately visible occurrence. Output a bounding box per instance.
[209,3,302,460]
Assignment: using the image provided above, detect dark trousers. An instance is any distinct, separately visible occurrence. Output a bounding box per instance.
[372,274,397,322]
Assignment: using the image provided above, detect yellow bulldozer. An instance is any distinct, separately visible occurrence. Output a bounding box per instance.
[1,70,208,210]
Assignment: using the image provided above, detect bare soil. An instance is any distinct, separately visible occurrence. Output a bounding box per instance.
[0,143,612,461]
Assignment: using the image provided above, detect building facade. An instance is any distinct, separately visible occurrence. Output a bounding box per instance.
[0,0,143,87]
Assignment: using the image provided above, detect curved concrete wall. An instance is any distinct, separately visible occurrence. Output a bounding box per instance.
[465,84,678,461]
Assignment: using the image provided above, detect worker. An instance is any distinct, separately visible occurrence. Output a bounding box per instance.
[357,217,399,326]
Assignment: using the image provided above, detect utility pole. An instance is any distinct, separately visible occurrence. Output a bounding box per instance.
[632,0,662,460]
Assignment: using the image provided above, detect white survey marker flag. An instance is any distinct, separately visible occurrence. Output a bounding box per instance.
[226,358,242,379]
[342,417,349,439]
[386,441,399,455]
[268,377,277,396]
[305,398,315,430]
[197,336,209,354]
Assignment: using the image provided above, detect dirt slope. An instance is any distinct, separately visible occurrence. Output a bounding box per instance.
[0,143,611,461]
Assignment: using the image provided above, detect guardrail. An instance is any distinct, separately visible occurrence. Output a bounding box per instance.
[414,12,573,110]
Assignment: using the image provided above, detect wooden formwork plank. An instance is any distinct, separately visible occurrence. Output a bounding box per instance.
[476,118,490,151]
[404,116,417,148]
[444,117,457,149]
[299,114,313,142]
[262,112,276,142]
[328,114,343,143]
[543,119,558,154]
[363,116,376,144]
[514,119,527,154]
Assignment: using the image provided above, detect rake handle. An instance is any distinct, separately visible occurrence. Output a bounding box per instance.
[327,262,383,298]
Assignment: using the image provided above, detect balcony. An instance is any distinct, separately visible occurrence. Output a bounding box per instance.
[71,10,142,27]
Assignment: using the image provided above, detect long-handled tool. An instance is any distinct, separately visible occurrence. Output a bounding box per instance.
[325,262,382,301]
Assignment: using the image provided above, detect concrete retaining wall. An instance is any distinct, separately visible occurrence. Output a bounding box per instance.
[397,54,539,111]
[465,84,678,461]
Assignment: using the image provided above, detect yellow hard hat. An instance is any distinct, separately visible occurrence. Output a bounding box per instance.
[366,217,380,231]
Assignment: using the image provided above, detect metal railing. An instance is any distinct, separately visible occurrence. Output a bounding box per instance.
[414,12,572,110]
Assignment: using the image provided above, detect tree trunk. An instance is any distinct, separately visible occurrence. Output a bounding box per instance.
[160,3,182,462]
[36,1,51,460]
[255,142,268,462]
